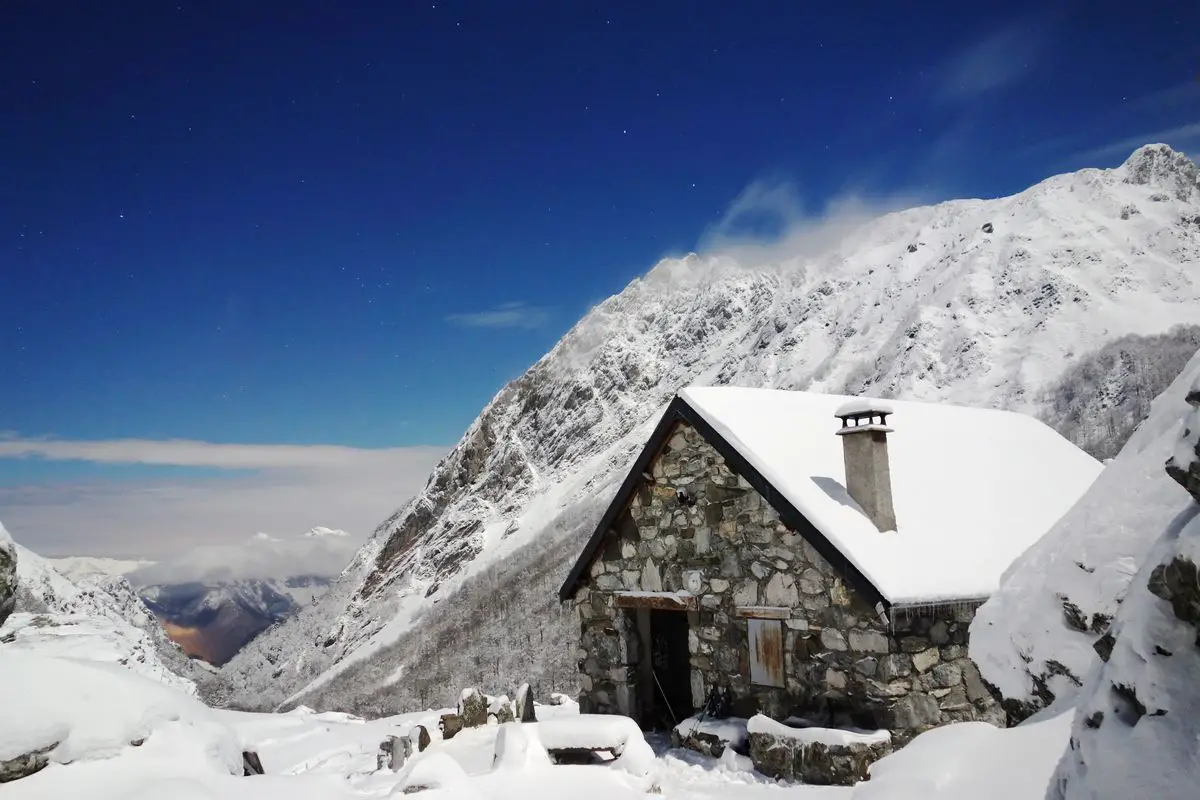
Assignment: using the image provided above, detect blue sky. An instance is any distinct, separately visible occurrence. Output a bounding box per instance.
[1,0,1197,555]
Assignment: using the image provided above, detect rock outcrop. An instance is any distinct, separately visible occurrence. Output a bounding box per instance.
[0,526,15,629]
[459,688,488,728]
[0,743,54,784]
[515,683,537,722]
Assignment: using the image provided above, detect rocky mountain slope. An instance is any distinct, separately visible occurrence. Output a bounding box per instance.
[1046,365,1200,799]
[224,144,1200,712]
[139,575,331,665]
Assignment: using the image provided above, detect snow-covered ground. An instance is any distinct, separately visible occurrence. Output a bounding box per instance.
[2,643,1080,800]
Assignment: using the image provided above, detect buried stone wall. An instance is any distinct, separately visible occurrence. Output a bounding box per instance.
[571,421,1004,745]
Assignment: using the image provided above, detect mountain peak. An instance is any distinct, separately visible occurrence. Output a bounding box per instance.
[1121,143,1199,199]
[304,526,349,538]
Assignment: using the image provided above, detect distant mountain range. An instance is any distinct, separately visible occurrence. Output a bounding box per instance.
[222,144,1200,714]
[48,526,355,666]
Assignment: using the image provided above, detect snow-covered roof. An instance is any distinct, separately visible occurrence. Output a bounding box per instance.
[679,387,1102,605]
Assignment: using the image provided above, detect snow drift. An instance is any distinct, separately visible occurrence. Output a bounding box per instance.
[0,650,241,775]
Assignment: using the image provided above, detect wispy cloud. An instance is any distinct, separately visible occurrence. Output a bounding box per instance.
[697,178,927,267]
[445,301,551,329]
[934,16,1051,103]
[1019,82,1200,162]
[1070,122,1200,163]
[0,437,446,559]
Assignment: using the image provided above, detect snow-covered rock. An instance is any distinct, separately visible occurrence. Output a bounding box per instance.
[1046,386,1200,799]
[226,144,1200,713]
[1166,374,1200,497]
[970,347,1200,718]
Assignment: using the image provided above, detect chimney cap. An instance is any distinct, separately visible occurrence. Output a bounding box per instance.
[834,398,893,417]
[834,399,894,434]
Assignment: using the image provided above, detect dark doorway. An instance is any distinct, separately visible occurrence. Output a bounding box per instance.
[642,609,692,730]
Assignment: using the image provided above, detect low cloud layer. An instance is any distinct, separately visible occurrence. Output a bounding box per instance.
[0,438,446,559]
[128,528,359,586]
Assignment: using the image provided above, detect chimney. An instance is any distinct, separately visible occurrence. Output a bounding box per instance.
[834,401,897,532]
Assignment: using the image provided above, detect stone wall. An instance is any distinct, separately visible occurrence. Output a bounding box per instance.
[572,421,1004,744]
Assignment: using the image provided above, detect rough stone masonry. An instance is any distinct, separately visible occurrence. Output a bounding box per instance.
[573,421,1004,746]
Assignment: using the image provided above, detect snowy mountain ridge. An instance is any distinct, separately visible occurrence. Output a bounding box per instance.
[224,144,1200,712]
[1,525,209,695]
[46,555,156,583]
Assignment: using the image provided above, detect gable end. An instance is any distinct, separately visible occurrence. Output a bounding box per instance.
[558,395,888,610]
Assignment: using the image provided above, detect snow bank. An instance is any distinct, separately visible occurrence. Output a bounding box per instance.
[398,751,472,793]
[972,348,1200,713]
[854,713,1072,799]
[681,387,1100,604]
[491,722,553,772]
[0,612,197,694]
[0,649,240,772]
[535,715,657,777]
[747,714,890,747]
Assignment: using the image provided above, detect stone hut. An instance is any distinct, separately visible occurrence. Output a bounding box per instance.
[559,387,1101,746]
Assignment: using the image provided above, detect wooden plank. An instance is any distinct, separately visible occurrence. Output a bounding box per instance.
[748,618,785,688]
[614,592,697,611]
[734,605,792,620]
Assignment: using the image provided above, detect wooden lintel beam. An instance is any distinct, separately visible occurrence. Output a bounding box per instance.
[614,592,697,611]
[734,605,792,620]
